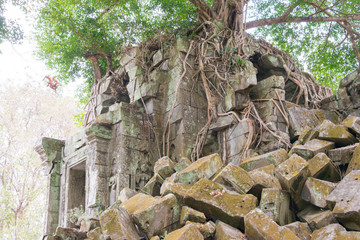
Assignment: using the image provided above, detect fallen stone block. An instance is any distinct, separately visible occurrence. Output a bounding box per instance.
[174,153,223,186]
[317,120,356,146]
[248,167,281,198]
[308,153,340,182]
[212,163,255,194]
[180,206,206,225]
[160,173,177,195]
[248,165,281,199]
[342,115,360,135]
[186,221,215,239]
[99,208,140,240]
[288,106,320,140]
[174,157,192,172]
[53,227,88,240]
[259,188,293,225]
[121,193,180,238]
[292,139,335,160]
[328,144,357,166]
[283,222,311,240]
[87,227,103,240]
[337,88,354,111]
[313,109,341,125]
[345,145,360,175]
[164,223,204,240]
[214,220,247,240]
[252,164,276,175]
[301,177,336,208]
[154,156,175,179]
[275,154,310,194]
[297,205,337,230]
[185,179,257,230]
[118,187,138,203]
[80,217,100,232]
[239,149,288,171]
[310,223,346,240]
[326,170,360,230]
[244,208,300,240]
[161,182,191,205]
[142,174,164,196]
[298,126,319,145]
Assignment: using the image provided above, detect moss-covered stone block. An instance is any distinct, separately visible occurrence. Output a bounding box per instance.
[185,221,215,239]
[239,149,288,171]
[180,206,206,225]
[326,170,360,230]
[297,205,337,230]
[164,223,203,240]
[121,193,180,238]
[275,154,310,194]
[214,220,246,240]
[99,208,140,240]
[345,145,360,175]
[317,120,356,146]
[142,174,164,197]
[259,188,293,226]
[283,222,311,240]
[184,179,257,230]
[301,177,336,208]
[174,153,223,186]
[248,168,281,198]
[298,126,319,145]
[292,139,335,160]
[174,157,192,173]
[308,153,340,182]
[212,163,254,194]
[244,208,300,240]
[154,156,175,179]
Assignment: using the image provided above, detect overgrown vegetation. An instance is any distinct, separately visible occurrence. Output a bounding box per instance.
[34,0,360,97]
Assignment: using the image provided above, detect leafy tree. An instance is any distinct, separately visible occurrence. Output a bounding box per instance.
[35,0,196,85]
[0,83,78,239]
[0,0,25,44]
[35,0,360,91]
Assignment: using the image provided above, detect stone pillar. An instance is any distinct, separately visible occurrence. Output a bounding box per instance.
[85,124,112,216]
[35,137,64,239]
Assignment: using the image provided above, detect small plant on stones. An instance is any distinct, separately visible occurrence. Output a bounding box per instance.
[160,231,168,240]
[68,205,85,226]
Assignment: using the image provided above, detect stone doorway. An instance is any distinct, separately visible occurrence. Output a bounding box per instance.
[67,160,86,226]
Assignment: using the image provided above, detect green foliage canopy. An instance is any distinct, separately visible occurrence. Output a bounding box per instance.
[35,0,196,85]
[0,0,24,45]
[249,0,360,90]
[35,0,360,92]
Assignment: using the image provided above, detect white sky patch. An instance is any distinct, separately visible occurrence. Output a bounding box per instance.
[0,3,81,97]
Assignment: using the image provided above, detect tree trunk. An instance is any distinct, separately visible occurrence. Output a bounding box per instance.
[86,55,102,83]
[190,0,246,32]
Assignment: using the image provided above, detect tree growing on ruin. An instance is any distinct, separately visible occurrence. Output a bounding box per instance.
[35,0,360,90]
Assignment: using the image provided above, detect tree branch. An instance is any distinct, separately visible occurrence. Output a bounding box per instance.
[98,0,119,19]
[188,0,216,21]
[246,15,360,29]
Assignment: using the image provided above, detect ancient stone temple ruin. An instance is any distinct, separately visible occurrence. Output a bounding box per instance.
[36,30,360,239]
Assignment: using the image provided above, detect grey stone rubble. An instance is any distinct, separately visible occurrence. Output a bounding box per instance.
[35,34,360,239]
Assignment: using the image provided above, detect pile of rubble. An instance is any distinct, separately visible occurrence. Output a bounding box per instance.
[54,112,360,239]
